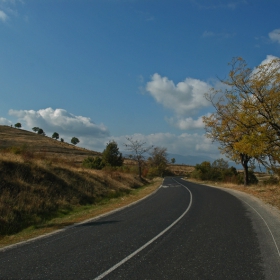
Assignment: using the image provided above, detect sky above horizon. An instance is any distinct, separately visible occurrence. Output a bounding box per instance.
[1,0,280,162]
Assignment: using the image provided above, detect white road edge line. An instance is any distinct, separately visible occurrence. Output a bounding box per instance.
[93,178,192,280]
[203,182,280,261]
[240,198,280,259]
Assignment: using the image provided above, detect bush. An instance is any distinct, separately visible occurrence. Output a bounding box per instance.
[237,170,259,185]
[190,159,258,185]
[82,157,104,170]
[263,176,278,185]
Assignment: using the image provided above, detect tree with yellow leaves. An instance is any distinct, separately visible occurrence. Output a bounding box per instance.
[203,56,280,184]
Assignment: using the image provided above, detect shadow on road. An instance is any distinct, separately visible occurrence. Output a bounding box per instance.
[75,220,120,227]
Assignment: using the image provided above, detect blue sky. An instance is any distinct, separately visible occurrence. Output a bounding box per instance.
[1,0,280,161]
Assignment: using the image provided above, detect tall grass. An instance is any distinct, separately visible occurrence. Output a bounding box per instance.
[0,149,143,236]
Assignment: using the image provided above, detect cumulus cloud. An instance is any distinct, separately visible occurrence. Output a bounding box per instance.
[269,29,280,44]
[113,132,219,158]
[146,73,211,116]
[0,10,8,21]
[0,117,12,125]
[167,115,207,130]
[259,54,279,65]
[251,55,280,78]
[9,107,110,138]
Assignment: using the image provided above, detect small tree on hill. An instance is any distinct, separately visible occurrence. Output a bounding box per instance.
[102,141,123,167]
[171,158,176,164]
[32,127,40,132]
[71,137,80,145]
[14,123,21,129]
[52,132,59,140]
[37,128,45,136]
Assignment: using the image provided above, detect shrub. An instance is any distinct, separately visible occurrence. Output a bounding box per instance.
[82,156,104,170]
[263,176,278,185]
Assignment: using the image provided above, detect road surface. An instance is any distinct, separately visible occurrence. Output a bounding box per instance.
[1,177,280,279]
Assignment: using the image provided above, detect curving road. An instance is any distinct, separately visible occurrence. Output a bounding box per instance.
[0,177,280,279]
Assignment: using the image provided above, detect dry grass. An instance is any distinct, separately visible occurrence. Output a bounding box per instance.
[0,125,99,164]
[167,164,195,176]
[0,178,161,248]
[0,125,163,247]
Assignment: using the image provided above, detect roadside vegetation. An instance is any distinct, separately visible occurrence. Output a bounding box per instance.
[0,126,172,246]
[186,159,280,211]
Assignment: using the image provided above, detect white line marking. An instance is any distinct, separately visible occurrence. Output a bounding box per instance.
[204,182,280,261]
[240,199,280,259]
[93,178,192,280]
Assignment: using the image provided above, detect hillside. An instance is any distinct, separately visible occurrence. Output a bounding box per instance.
[0,125,99,164]
[0,125,153,238]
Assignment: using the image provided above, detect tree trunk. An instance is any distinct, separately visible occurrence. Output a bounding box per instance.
[138,162,142,180]
[240,153,250,186]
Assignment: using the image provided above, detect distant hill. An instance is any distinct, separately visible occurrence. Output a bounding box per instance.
[167,153,244,170]
[0,125,99,164]
[167,153,215,166]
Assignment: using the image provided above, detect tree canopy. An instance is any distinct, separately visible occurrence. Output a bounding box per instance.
[52,132,59,140]
[148,147,168,177]
[37,128,45,136]
[14,123,21,129]
[71,137,80,145]
[102,140,123,167]
[203,57,280,183]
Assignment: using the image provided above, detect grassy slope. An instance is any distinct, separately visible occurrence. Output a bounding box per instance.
[0,125,161,246]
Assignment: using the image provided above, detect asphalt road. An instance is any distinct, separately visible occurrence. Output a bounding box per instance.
[0,177,279,279]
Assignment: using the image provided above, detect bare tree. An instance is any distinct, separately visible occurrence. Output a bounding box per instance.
[124,137,153,180]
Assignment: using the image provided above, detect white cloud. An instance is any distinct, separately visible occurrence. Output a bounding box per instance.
[146,73,211,116]
[0,117,12,125]
[260,54,279,65]
[0,10,8,21]
[9,107,110,138]
[251,55,280,78]
[168,115,207,130]
[269,29,280,44]
[113,132,219,158]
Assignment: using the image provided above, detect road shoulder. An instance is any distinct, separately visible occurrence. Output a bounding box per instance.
[201,182,280,280]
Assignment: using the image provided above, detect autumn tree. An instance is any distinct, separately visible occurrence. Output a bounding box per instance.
[102,141,123,167]
[204,56,280,182]
[222,57,280,172]
[203,89,253,185]
[124,137,153,180]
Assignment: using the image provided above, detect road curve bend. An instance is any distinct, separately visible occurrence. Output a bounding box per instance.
[0,177,279,279]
